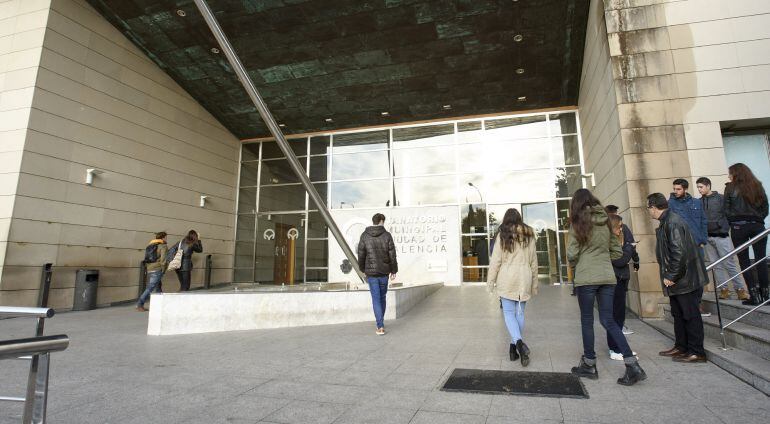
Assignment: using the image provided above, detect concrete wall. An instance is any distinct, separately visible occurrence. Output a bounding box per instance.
[0,0,241,308]
[579,0,770,317]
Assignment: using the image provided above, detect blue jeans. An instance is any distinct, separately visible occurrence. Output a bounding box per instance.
[137,271,163,307]
[501,298,526,343]
[576,284,633,359]
[367,276,388,328]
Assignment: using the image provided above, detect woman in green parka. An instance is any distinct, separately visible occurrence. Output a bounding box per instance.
[567,189,646,386]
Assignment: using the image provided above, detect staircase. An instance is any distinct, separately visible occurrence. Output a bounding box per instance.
[644,297,770,395]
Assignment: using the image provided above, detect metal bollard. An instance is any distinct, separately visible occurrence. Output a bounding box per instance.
[37,264,53,310]
[138,260,147,298]
[204,255,212,290]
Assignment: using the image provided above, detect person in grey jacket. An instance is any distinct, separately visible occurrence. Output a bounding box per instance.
[696,177,748,301]
[170,230,202,291]
[357,213,398,335]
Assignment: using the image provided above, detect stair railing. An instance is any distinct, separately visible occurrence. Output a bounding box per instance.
[706,227,770,349]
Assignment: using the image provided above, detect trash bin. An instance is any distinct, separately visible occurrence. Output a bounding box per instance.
[73,269,99,311]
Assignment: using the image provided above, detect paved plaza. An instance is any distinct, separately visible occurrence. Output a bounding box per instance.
[1,285,767,424]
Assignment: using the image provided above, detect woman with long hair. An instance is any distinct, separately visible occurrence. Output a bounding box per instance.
[487,208,538,366]
[724,163,769,305]
[173,230,203,291]
[567,189,646,385]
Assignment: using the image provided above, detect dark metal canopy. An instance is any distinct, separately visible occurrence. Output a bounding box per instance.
[87,0,589,139]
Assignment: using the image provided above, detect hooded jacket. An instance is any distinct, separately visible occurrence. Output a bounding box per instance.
[701,191,730,236]
[357,226,398,277]
[487,226,539,301]
[655,210,708,296]
[668,193,708,245]
[724,182,769,225]
[567,206,623,286]
[145,239,168,273]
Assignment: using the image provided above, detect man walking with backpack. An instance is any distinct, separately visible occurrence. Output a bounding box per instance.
[137,232,168,312]
[357,213,398,335]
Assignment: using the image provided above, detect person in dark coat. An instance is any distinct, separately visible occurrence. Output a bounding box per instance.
[669,179,708,246]
[357,213,398,335]
[171,230,203,291]
[606,215,637,360]
[605,205,640,335]
[724,163,769,306]
[648,193,708,363]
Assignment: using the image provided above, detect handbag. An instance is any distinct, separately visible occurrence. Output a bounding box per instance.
[167,241,184,271]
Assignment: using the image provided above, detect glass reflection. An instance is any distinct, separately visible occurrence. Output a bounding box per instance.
[238,187,257,214]
[484,115,548,138]
[462,267,488,283]
[261,159,301,185]
[394,176,456,206]
[234,241,254,268]
[393,146,456,176]
[393,124,454,148]
[486,170,554,204]
[333,130,388,153]
[556,166,583,198]
[549,112,577,135]
[240,161,259,186]
[236,214,255,240]
[557,200,570,230]
[306,240,328,267]
[261,139,307,159]
[306,211,329,238]
[310,136,331,155]
[484,140,551,172]
[306,269,328,282]
[463,235,490,266]
[331,180,391,209]
[242,143,259,161]
[258,185,306,212]
[332,151,390,180]
[309,156,330,181]
[461,204,487,234]
[552,135,580,167]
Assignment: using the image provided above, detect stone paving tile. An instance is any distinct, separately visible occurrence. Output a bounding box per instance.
[420,391,493,415]
[409,410,487,424]
[488,395,564,421]
[263,400,349,424]
[353,387,431,410]
[333,405,417,424]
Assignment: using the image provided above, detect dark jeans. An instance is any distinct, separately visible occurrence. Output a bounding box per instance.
[176,270,191,291]
[731,222,768,291]
[576,284,633,359]
[670,289,706,356]
[607,278,629,352]
[367,276,388,328]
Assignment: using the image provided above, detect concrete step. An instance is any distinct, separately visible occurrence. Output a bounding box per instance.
[663,305,770,361]
[644,318,770,396]
[701,297,770,330]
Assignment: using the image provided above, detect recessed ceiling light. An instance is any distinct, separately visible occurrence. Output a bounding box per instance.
[381,111,389,116]
[517,96,527,101]
[324,118,333,123]
[443,104,452,110]
[176,9,186,17]
[514,34,523,42]
[210,47,220,54]
[516,68,525,74]
[278,123,286,128]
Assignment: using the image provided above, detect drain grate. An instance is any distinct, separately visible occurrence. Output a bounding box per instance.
[441,368,589,399]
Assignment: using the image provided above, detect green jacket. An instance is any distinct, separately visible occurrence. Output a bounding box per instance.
[567,206,623,286]
[145,239,168,273]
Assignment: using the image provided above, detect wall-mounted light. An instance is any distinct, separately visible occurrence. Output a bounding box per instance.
[581,173,596,187]
[85,168,103,185]
[199,195,208,208]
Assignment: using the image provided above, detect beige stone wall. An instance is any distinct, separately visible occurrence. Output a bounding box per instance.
[0,0,241,308]
[0,0,51,295]
[580,0,770,317]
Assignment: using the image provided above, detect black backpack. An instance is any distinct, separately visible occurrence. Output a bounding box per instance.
[144,243,159,263]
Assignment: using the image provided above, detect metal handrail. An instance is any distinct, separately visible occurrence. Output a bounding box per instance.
[706,227,770,349]
[0,335,69,361]
[0,307,54,319]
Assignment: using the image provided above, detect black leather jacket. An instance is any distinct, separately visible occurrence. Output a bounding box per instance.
[357,226,398,277]
[701,191,730,236]
[655,210,708,296]
[724,182,768,224]
[170,239,203,271]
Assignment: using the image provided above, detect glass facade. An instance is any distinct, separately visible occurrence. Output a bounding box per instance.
[234,111,583,284]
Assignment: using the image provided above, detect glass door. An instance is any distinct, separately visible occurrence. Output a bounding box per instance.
[255,212,306,285]
[521,202,558,279]
[461,203,494,283]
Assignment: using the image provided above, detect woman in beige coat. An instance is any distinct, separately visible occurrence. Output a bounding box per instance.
[487,208,538,367]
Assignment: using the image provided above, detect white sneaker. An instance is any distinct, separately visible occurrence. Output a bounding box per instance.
[610,350,638,361]
[622,326,634,335]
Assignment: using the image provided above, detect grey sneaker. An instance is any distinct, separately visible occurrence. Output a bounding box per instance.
[622,326,634,335]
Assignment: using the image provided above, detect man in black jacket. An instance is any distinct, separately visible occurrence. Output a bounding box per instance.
[648,193,708,363]
[357,213,398,335]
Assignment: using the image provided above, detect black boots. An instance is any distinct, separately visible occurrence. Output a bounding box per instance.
[743,286,763,306]
[617,361,647,386]
[761,287,769,305]
[516,340,530,367]
[509,343,519,361]
[571,356,598,380]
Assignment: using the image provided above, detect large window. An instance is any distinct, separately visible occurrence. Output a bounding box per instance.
[234,111,583,284]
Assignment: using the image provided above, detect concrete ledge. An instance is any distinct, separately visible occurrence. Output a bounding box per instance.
[147,283,442,336]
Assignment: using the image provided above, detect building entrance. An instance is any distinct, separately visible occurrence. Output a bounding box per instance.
[256,212,305,285]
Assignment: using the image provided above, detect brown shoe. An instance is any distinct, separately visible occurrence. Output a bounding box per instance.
[136,306,147,312]
[673,354,707,363]
[737,288,750,301]
[718,288,730,300]
[659,346,685,357]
